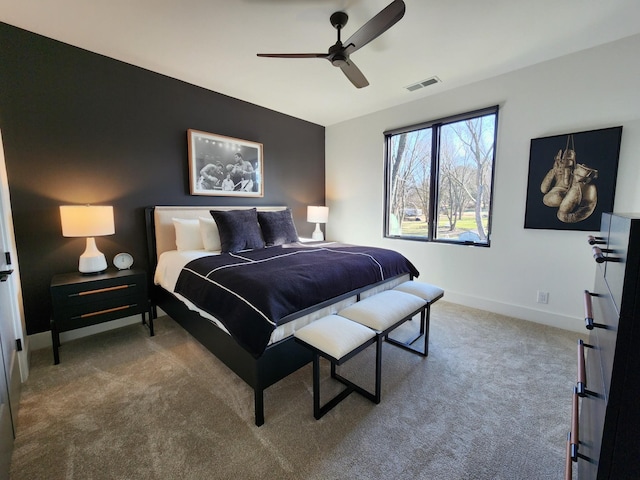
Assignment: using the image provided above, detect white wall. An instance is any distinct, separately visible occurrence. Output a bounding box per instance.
[326,34,640,333]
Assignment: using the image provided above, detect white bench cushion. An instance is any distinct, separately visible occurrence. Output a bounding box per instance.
[393,281,444,303]
[338,290,425,332]
[294,315,375,361]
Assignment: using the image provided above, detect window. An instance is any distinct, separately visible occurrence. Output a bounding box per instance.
[384,106,498,246]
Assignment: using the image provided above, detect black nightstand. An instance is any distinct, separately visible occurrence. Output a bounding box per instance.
[50,268,153,364]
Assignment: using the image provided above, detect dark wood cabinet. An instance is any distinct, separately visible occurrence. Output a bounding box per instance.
[50,268,153,364]
[569,213,640,479]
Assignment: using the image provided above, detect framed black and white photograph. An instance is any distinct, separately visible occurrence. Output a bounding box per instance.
[188,129,264,197]
[524,126,622,231]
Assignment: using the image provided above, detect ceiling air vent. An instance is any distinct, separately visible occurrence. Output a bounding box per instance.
[405,76,440,92]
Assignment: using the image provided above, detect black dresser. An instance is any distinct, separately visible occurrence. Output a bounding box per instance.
[567,213,640,479]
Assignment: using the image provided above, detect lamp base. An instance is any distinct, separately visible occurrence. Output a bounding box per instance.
[311,223,324,241]
[78,237,108,274]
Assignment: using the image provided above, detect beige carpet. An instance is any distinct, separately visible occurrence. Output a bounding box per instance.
[9,302,581,480]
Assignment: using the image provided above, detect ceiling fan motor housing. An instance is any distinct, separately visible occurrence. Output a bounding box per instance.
[328,42,347,66]
[331,54,347,67]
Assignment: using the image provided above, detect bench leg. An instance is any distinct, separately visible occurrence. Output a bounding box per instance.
[385,305,430,357]
[333,337,382,405]
[423,305,430,356]
[374,335,382,403]
[313,343,381,420]
[313,354,355,419]
[313,354,321,418]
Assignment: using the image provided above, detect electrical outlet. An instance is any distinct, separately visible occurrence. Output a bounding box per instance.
[537,291,549,304]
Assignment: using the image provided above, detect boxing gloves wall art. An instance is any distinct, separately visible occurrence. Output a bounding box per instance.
[540,135,599,224]
[524,126,622,231]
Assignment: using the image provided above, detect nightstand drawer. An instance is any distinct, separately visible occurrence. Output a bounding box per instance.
[51,278,146,308]
[55,294,146,330]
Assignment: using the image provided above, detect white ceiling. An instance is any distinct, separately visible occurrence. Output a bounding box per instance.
[1,0,639,126]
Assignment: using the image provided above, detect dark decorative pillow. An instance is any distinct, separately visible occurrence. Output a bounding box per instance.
[257,209,299,246]
[210,208,265,253]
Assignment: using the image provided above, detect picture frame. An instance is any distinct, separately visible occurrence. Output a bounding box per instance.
[188,129,264,197]
[524,126,622,231]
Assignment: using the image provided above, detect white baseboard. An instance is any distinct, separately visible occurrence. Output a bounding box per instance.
[442,291,584,334]
[28,308,167,352]
[28,295,581,353]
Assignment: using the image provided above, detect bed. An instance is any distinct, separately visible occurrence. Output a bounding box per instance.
[145,205,418,425]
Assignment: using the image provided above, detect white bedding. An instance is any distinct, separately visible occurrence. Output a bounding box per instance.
[154,249,409,345]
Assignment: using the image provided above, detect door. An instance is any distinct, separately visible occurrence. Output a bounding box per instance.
[0,127,25,478]
[0,329,12,479]
[0,232,15,478]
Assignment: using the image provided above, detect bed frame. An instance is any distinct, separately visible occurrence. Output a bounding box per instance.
[145,206,409,426]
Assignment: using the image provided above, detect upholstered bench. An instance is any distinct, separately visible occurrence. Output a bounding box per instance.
[294,314,381,420]
[338,289,428,360]
[390,281,444,356]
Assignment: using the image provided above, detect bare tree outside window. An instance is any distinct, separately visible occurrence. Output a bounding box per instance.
[388,128,431,237]
[384,106,498,246]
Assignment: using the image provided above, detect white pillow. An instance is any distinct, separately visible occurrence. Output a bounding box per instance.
[172,218,204,251]
[199,217,222,251]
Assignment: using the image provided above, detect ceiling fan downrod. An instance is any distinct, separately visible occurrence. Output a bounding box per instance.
[329,12,348,66]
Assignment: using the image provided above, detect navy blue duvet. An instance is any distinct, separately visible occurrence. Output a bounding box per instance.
[174,244,419,357]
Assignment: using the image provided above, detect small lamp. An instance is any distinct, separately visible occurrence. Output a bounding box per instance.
[60,205,115,274]
[307,206,329,241]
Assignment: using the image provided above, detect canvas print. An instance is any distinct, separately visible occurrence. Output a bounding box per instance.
[524,126,622,231]
[188,129,263,197]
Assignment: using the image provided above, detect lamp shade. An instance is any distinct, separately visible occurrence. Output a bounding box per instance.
[60,205,115,237]
[60,205,115,273]
[307,206,329,224]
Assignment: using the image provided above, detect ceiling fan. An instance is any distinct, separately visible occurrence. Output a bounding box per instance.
[257,0,406,89]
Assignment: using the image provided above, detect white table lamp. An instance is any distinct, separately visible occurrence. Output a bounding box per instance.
[307,206,329,241]
[60,205,115,274]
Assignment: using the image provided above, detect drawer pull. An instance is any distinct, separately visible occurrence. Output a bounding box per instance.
[587,235,606,245]
[565,432,572,480]
[577,339,586,396]
[72,304,137,319]
[584,290,606,330]
[570,386,579,462]
[592,246,606,263]
[70,283,136,297]
[592,246,619,263]
[583,290,593,324]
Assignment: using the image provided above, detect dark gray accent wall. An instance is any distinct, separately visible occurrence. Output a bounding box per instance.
[0,23,325,335]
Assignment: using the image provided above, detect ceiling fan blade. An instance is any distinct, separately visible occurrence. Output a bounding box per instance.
[343,0,406,55]
[339,60,369,89]
[257,53,328,59]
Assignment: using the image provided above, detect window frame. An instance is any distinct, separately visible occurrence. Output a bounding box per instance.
[383,105,499,246]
